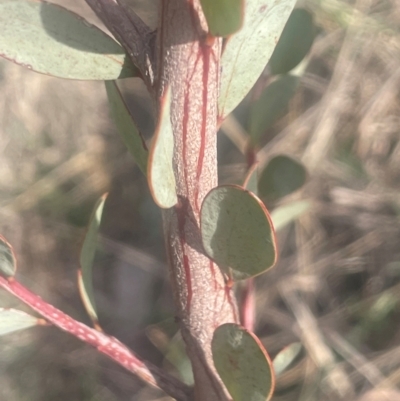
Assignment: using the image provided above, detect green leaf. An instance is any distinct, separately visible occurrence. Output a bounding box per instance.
[146,318,179,354]
[0,308,43,336]
[249,75,299,145]
[271,200,310,232]
[0,1,137,80]
[105,81,148,175]
[243,163,259,195]
[212,323,275,401]
[219,0,296,119]
[200,0,244,37]
[148,86,178,209]
[0,235,16,278]
[146,320,194,385]
[165,332,194,386]
[268,9,315,75]
[259,155,307,202]
[200,185,277,281]
[78,193,108,325]
[273,342,302,376]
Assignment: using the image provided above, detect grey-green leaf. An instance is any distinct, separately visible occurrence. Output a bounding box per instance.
[200,0,244,37]
[271,200,310,232]
[219,0,296,119]
[0,308,43,336]
[146,320,194,385]
[0,235,16,278]
[273,342,302,376]
[268,9,315,75]
[259,155,307,202]
[0,0,138,80]
[146,318,179,354]
[165,332,194,386]
[148,86,178,209]
[212,323,275,401]
[249,75,299,145]
[105,81,148,175]
[79,193,108,324]
[200,185,277,281]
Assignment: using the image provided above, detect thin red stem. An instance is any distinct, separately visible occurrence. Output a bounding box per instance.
[0,276,190,401]
[240,278,256,331]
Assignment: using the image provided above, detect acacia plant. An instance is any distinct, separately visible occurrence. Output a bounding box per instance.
[0,1,313,400]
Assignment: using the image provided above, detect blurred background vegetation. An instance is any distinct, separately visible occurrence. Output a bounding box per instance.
[1,0,400,400]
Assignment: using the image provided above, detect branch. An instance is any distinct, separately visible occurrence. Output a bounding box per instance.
[240,279,255,331]
[85,0,155,88]
[0,276,191,401]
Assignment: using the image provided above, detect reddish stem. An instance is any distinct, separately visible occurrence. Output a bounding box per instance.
[0,276,191,401]
[240,278,256,331]
[157,2,239,400]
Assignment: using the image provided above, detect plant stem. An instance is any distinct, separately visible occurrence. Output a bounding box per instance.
[0,276,191,401]
[240,278,256,331]
[85,0,155,88]
[156,1,238,400]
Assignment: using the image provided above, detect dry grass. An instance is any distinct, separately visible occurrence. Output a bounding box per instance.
[1,0,400,400]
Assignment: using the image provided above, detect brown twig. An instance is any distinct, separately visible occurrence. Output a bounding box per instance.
[0,275,191,401]
[84,0,155,88]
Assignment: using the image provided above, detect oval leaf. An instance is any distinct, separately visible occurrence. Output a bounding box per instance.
[200,185,277,281]
[273,342,302,376]
[148,86,178,208]
[200,0,244,37]
[271,200,310,232]
[248,75,299,145]
[268,9,315,75]
[219,0,296,119]
[0,1,137,80]
[0,308,43,336]
[0,235,16,278]
[79,193,108,325]
[105,81,148,175]
[259,155,307,202]
[212,323,275,401]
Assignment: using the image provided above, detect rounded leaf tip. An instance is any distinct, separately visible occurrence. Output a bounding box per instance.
[200,185,277,281]
[212,323,275,401]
